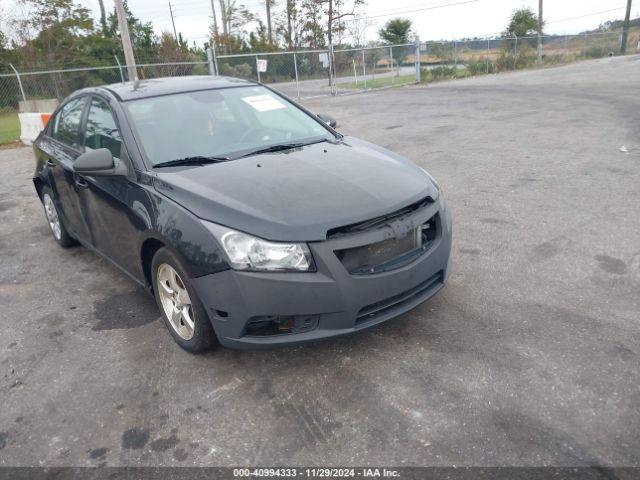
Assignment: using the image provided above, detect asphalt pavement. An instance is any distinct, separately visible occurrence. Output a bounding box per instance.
[0,54,638,467]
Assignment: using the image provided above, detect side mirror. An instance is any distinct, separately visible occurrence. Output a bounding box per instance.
[317,113,338,129]
[73,148,127,176]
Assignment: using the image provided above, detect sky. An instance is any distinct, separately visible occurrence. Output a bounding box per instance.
[3,0,639,46]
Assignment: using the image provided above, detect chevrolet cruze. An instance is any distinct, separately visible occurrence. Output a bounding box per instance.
[32,76,452,352]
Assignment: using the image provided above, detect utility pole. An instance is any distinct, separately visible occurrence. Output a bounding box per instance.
[210,0,219,44]
[265,0,273,45]
[219,0,228,54]
[536,0,543,64]
[113,0,137,82]
[620,0,632,53]
[286,0,293,49]
[169,2,178,42]
[209,0,219,75]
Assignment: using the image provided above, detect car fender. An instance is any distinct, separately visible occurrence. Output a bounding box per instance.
[136,185,230,282]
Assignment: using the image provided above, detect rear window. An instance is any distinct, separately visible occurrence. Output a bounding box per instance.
[51,97,86,148]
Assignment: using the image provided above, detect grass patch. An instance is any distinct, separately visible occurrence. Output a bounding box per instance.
[339,74,416,90]
[0,112,20,145]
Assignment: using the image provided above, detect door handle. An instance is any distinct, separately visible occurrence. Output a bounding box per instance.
[46,159,56,167]
[74,176,89,189]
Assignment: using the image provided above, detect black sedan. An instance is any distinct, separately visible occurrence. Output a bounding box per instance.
[33,76,452,352]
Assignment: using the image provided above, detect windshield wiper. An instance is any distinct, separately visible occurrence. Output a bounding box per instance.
[153,156,230,168]
[236,138,329,159]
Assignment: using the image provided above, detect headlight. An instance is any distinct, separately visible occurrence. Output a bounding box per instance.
[203,222,315,272]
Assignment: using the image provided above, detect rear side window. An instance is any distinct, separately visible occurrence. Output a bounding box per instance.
[52,97,86,147]
[84,98,122,159]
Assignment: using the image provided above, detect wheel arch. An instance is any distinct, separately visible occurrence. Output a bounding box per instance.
[140,235,167,291]
[33,176,48,201]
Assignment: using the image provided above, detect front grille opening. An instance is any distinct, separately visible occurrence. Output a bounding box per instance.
[335,213,439,275]
[356,271,443,324]
[244,315,319,337]
[326,196,434,239]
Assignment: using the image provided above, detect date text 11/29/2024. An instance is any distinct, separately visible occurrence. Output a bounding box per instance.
[233,468,400,477]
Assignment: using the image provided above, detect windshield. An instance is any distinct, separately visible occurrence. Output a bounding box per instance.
[125,86,335,166]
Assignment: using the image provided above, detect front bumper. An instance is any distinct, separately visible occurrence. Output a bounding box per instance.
[191,200,452,349]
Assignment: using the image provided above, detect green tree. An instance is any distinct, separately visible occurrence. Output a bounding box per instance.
[505,7,539,37]
[378,18,413,44]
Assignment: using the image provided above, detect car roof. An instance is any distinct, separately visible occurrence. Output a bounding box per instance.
[92,75,257,101]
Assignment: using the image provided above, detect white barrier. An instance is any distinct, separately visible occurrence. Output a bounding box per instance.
[19,113,52,146]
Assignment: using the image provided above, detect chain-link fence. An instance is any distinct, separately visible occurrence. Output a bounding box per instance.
[417,30,636,82]
[1,30,638,144]
[0,59,208,113]
[215,43,420,100]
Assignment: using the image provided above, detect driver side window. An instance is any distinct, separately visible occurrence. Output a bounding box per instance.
[84,98,122,159]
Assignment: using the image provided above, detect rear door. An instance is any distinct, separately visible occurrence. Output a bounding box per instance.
[41,96,91,242]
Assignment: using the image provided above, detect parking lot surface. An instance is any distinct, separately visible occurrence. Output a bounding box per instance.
[0,55,639,467]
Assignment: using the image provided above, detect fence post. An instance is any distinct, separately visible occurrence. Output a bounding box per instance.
[9,63,26,102]
[362,49,367,89]
[486,38,490,73]
[454,40,458,69]
[328,44,336,96]
[210,41,219,75]
[255,55,261,82]
[513,35,518,70]
[293,52,300,100]
[389,46,395,84]
[415,37,421,83]
[206,48,215,76]
[113,55,125,82]
[352,59,358,86]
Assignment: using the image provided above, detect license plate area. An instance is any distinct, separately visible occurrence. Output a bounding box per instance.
[335,228,421,275]
[334,214,438,275]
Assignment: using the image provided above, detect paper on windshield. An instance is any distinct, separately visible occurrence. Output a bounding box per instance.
[241,94,287,112]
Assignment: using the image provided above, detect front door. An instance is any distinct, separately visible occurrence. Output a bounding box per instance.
[77,96,142,276]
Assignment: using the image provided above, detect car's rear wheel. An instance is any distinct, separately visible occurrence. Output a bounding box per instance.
[151,247,216,353]
[41,187,76,248]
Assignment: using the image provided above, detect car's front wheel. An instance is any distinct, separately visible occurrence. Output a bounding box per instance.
[41,187,77,248]
[151,247,216,353]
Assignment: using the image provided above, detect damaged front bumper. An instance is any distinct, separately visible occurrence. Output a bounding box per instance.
[191,199,452,349]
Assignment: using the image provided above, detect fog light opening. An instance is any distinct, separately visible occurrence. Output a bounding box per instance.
[244,315,319,337]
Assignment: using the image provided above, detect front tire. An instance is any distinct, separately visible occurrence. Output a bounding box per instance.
[151,248,216,353]
[41,187,76,248]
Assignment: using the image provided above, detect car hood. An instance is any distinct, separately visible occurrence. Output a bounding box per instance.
[153,136,438,241]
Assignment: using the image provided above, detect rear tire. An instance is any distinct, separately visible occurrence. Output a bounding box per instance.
[151,247,216,353]
[41,186,77,248]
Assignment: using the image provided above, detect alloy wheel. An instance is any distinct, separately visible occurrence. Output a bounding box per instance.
[156,263,195,340]
[43,193,62,240]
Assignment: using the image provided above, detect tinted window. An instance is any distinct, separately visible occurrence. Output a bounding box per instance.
[85,98,122,159]
[126,86,333,165]
[52,97,86,147]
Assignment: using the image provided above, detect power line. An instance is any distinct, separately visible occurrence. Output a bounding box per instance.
[462,2,637,40]
[343,0,481,22]
[545,4,636,24]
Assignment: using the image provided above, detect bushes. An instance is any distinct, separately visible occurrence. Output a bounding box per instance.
[219,62,254,79]
[420,65,473,83]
